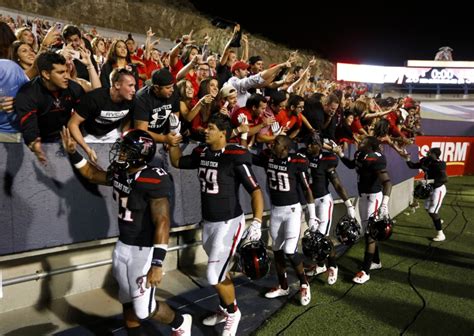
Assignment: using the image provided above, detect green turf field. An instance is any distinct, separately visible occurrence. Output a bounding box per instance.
[254,176,474,336]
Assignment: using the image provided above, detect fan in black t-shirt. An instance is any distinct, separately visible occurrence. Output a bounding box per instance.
[134,68,182,147]
[68,69,136,163]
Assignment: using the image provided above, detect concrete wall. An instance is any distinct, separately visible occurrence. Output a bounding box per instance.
[0,142,418,255]
[0,142,418,312]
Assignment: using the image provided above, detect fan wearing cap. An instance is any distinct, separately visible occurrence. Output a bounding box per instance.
[134,68,182,147]
[225,58,293,107]
[405,147,448,241]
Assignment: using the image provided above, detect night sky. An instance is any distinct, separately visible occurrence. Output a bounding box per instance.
[190,1,472,66]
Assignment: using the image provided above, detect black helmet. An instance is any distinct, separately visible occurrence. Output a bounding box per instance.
[414,182,433,199]
[239,240,270,280]
[109,129,156,169]
[368,214,394,241]
[302,230,333,262]
[335,215,361,245]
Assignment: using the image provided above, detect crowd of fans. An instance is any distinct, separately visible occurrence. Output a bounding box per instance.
[0,13,422,162]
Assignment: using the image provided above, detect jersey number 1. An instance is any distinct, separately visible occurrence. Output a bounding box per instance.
[113,189,133,222]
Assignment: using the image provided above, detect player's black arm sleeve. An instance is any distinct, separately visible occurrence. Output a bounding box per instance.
[340,156,356,169]
[406,160,421,169]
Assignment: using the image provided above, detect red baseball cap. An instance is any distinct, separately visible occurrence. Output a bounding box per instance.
[231,61,250,73]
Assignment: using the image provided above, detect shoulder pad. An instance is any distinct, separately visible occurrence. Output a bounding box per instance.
[134,167,171,190]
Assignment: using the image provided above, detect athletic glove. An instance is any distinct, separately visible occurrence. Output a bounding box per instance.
[169,113,181,135]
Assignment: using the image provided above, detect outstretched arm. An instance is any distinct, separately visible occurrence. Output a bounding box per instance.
[60,127,109,185]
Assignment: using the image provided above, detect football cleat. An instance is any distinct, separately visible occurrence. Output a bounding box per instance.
[222,308,241,336]
[327,266,338,285]
[370,262,382,270]
[432,230,446,242]
[171,314,192,336]
[353,271,370,284]
[299,284,311,306]
[305,264,327,277]
[202,306,227,326]
[265,286,290,299]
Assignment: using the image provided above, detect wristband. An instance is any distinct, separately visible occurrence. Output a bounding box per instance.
[69,151,87,169]
[151,244,168,267]
[307,203,316,219]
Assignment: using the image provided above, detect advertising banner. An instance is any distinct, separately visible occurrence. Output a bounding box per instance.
[414,136,474,177]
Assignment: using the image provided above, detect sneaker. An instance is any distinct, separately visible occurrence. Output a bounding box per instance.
[327,266,338,285]
[370,262,382,270]
[353,271,370,284]
[305,264,327,277]
[265,286,290,299]
[433,230,446,242]
[172,314,192,336]
[222,309,241,336]
[299,284,311,306]
[202,305,227,326]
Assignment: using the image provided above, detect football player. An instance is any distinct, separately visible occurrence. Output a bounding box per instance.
[334,136,392,284]
[302,134,356,285]
[169,113,264,336]
[405,147,448,241]
[252,135,314,306]
[60,127,192,335]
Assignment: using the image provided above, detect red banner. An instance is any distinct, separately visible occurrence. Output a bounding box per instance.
[414,136,474,177]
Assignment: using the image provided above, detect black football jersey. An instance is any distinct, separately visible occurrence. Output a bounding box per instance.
[408,157,447,188]
[178,144,260,222]
[353,150,387,194]
[253,150,310,206]
[112,166,172,246]
[305,150,339,198]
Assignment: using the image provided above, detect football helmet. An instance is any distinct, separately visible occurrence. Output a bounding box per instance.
[302,230,333,262]
[413,182,433,199]
[109,129,156,169]
[239,240,270,280]
[368,213,394,241]
[335,215,361,245]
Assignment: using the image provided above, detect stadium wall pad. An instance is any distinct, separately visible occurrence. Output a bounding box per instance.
[0,143,417,312]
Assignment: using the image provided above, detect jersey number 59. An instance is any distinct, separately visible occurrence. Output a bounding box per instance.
[198,168,219,194]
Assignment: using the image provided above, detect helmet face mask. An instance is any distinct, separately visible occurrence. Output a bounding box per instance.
[336,215,361,245]
[368,214,394,241]
[109,130,156,170]
[302,230,333,262]
[414,182,433,199]
[239,240,270,280]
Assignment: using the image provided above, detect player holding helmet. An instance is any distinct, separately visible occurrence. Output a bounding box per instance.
[60,127,192,336]
[333,136,392,284]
